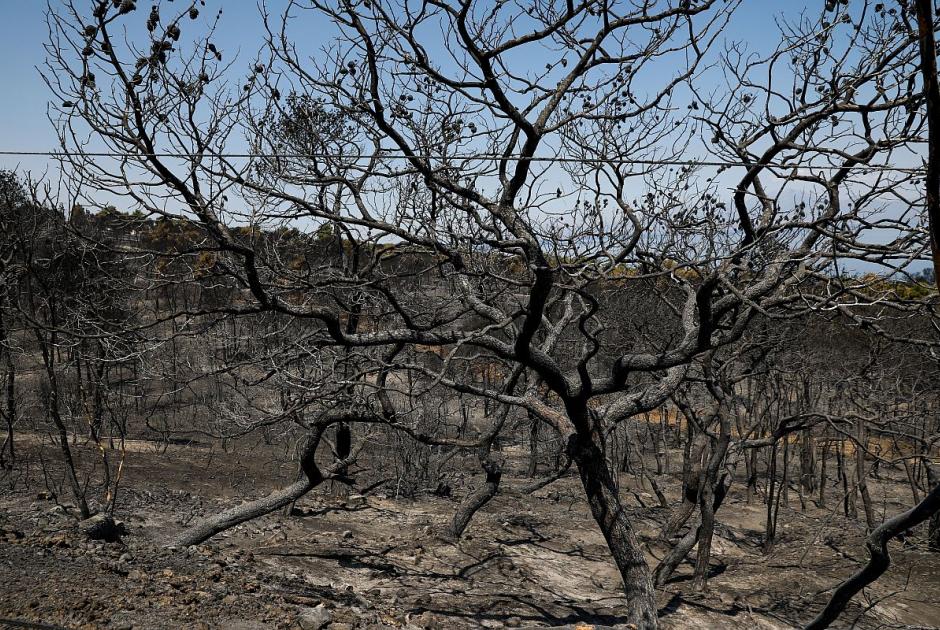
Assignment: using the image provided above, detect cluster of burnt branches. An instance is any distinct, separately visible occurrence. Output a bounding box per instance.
[1,0,938,628]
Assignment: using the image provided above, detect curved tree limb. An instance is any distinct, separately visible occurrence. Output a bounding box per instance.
[169,421,359,547]
[803,481,940,630]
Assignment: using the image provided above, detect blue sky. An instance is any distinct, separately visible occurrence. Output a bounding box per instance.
[4,1,920,276]
[0,1,814,176]
[0,1,272,174]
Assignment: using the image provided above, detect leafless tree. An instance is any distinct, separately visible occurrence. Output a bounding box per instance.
[43,0,940,627]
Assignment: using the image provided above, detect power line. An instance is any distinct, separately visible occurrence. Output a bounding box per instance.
[0,149,926,173]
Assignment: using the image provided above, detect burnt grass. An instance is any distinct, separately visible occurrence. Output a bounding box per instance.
[1,437,939,630]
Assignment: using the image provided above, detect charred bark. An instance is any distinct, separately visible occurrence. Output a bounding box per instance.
[171,426,329,547]
[518,455,572,495]
[855,422,875,531]
[692,441,731,589]
[928,464,940,552]
[804,481,940,629]
[571,433,658,630]
[914,0,940,285]
[449,453,502,540]
[800,429,816,493]
[527,410,540,477]
[0,308,14,469]
[37,327,90,520]
[654,476,729,587]
[663,431,707,539]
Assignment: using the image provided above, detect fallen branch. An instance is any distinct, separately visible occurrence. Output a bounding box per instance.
[169,423,360,547]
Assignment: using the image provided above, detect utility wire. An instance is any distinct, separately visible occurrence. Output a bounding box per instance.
[0,150,926,173]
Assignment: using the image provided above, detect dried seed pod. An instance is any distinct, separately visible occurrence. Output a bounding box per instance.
[189,7,199,19]
[167,24,181,41]
[119,0,136,15]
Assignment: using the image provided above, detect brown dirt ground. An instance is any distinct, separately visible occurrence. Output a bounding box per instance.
[1,439,939,630]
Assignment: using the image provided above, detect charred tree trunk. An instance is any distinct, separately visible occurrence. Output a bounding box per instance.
[855,422,875,531]
[691,483,718,589]
[837,442,855,519]
[804,481,940,629]
[764,441,778,553]
[818,437,829,509]
[914,0,940,286]
[654,516,700,587]
[903,457,922,504]
[800,429,816,494]
[449,453,502,539]
[571,431,658,630]
[36,324,90,520]
[527,411,539,478]
[746,448,758,503]
[0,309,14,469]
[663,430,706,539]
[517,455,572,495]
[335,422,351,472]
[619,440,632,474]
[692,420,731,590]
[928,464,940,552]
[653,476,729,587]
[930,500,940,553]
[662,498,695,541]
[171,426,327,547]
[644,471,669,508]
